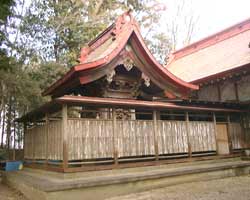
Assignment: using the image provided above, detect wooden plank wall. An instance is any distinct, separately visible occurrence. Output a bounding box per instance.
[48,121,63,160]
[67,119,113,160]
[157,121,188,154]
[24,119,243,161]
[189,122,217,152]
[117,120,155,157]
[67,119,218,160]
[229,122,244,149]
[24,121,62,160]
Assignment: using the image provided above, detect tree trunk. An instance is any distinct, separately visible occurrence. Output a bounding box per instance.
[6,97,12,158]
[1,105,6,148]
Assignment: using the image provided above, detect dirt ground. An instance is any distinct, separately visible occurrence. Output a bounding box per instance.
[0,179,27,200]
[108,175,250,200]
[0,175,250,200]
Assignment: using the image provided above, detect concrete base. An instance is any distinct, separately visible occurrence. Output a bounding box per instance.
[3,157,250,200]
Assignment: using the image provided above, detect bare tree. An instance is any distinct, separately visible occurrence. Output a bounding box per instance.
[165,0,199,51]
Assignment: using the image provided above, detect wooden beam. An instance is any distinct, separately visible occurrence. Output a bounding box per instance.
[112,108,118,165]
[240,114,247,149]
[234,82,239,102]
[13,121,16,161]
[62,104,68,170]
[32,123,35,162]
[45,114,49,167]
[213,113,219,155]
[185,112,192,158]
[153,110,159,161]
[23,122,27,160]
[226,115,233,153]
[217,84,221,101]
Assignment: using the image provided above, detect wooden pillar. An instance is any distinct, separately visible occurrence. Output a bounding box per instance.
[112,108,118,165]
[213,113,219,154]
[45,114,49,166]
[153,110,159,161]
[240,114,247,149]
[13,121,16,161]
[226,115,233,153]
[234,82,239,102]
[217,84,221,102]
[185,112,192,158]
[23,122,27,161]
[62,104,68,170]
[32,123,35,163]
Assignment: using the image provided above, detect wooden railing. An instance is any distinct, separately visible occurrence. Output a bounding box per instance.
[24,118,244,162]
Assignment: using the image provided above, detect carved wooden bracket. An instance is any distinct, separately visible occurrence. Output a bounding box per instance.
[123,58,134,71]
[106,70,116,83]
[142,73,150,87]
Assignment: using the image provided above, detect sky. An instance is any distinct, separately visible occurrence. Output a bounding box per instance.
[159,0,250,50]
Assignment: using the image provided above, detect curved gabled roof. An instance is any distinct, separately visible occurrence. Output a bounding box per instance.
[43,11,198,97]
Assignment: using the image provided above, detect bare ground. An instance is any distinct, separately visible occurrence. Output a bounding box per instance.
[107,175,250,200]
[0,180,27,200]
[1,175,250,200]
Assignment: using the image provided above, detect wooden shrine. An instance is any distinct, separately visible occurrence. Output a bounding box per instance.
[18,11,250,172]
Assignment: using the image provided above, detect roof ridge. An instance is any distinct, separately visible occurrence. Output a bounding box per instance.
[171,17,250,60]
[79,10,134,63]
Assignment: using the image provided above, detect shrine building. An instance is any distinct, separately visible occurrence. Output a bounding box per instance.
[18,11,250,172]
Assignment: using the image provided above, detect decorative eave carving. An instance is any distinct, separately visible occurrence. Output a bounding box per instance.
[142,73,150,87]
[106,70,116,83]
[123,58,134,71]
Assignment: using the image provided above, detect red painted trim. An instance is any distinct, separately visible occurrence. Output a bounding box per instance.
[42,68,76,96]
[43,11,198,96]
[191,63,250,84]
[164,91,176,99]
[55,95,243,113]
[88,23,115,47]
[131,28,198,90]
[43,26,133,96]
[172,18,250,60]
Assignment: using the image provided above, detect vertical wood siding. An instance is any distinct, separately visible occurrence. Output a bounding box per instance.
[229,122,244,149]
[24,121,62,160]
[24,119,222,161]
[157,121,188,154]
[47,121,62,160]
[189,122,216,152]
[67,119,113,160]
[117,120,155,157]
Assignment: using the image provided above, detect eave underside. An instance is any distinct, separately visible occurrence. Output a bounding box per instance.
[17,95,246,123]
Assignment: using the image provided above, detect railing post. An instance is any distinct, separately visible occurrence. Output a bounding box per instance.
[112,108,118,165]
[45,113,49,167]
[153,110,159,161]
[32,123,35,164]
[227,115,233,153]
[23,122,27,161]
[185,112,192,158]
[240,114,247,150]
[213,113,219,155]
[62,104,68,170]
